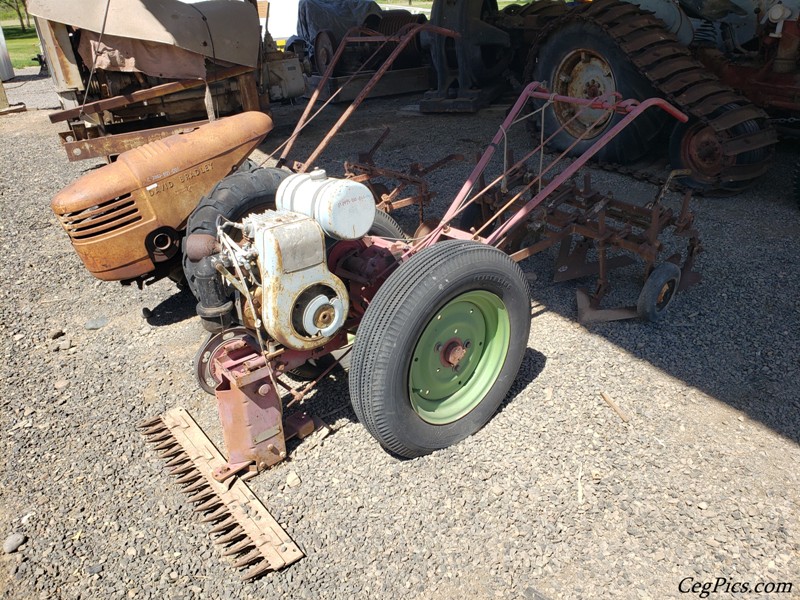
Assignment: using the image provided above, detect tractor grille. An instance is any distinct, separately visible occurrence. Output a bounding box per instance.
[57,194,142,240]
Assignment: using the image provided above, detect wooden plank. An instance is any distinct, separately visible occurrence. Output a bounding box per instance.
[49,65,254,124]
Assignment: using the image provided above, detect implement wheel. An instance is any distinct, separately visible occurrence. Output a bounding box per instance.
[349,240,531,458]
[637,262,681,323]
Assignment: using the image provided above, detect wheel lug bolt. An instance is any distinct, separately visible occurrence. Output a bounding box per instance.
[464,340,471,349]
[434,343,442,352]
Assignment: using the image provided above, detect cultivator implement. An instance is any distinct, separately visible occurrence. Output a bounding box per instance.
[413,81,702,322]
[138,409,304,580]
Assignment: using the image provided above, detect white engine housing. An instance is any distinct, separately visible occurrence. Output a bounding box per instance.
[242,210,349,351]
[276,169,376,240]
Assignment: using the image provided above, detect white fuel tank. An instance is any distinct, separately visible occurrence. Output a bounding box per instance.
[276,169,376,240]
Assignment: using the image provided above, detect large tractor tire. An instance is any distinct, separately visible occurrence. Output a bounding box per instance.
[349,240,531,458]
[528,21,667,163]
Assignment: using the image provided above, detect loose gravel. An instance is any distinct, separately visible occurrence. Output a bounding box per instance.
[1,69,798,600]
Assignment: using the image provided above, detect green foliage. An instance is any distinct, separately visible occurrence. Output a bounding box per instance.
[1,25,39,69]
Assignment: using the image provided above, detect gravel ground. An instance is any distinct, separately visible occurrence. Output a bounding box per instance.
[1,70,798,600]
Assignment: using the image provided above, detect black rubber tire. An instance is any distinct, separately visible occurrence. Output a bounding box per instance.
[637,262,681,323]
[369,210,407,240]
[793,160,800,209]
[668,104,769,194]
[183,167,289,298]
[349,240,531,458]
[529,22,667,163]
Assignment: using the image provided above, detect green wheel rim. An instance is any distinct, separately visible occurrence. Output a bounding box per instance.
[408,290,510,425]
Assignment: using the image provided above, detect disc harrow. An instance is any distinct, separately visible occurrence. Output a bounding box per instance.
[138,408,304,581]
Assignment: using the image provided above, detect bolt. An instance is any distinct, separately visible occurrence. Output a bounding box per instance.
[258,462,267,470]
[258,384,272,396]
[464,340,472,349]
[434,343,442,352]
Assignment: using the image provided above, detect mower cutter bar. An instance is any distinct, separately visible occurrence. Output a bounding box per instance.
[138,408,303,580]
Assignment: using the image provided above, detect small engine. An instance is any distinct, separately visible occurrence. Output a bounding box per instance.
[218,170,376,351]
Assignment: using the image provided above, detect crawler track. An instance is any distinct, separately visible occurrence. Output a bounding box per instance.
[522,0,777,191]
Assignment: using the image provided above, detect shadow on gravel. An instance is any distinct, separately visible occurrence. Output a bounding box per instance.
[504,347,547,409]
[524,180,800,447]
[143,288,197,327]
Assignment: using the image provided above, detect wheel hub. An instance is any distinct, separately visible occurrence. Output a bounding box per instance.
[408,291,510,425]
[552,49,616,139]
[441,338,468,368]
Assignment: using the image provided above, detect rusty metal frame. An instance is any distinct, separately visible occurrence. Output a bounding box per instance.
[404,81,699,320]
[139,408,304,581]
[59,120,208,161]
[278,23,458,173]
[343,127,463,222]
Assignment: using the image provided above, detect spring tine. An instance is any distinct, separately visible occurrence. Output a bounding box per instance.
[153,439,178,451]
[169,463,196,476]
[242,560,273,581]
[208,516,236,534]
[232,549,262,568]
[194,497,223,513]
[158,446,184,459]
[165,454,189,468]
[186,489,215,504]
[200,506,229,523]
[214,525,245,545]
[183,479,209,494]
[146,431,174,443]
[175,471,202,485]
[223,538,255,557]
[137,416,163,429]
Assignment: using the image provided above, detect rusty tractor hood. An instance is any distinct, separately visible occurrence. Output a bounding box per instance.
[51,111,273,281]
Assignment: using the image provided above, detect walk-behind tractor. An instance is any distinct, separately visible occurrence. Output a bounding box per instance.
[54,78,701,579]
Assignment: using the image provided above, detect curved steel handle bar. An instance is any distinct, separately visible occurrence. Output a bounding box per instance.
[421,81,689,251]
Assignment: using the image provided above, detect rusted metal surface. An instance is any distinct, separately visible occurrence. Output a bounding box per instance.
[138,408,304,580]
[34,17,83,94]
[411,82,700,320]
[524,0,777,190]
[278,23,458,171]
[59,120,207,162]
[344,127,463,221]
[51,112,272,281]
[48,65,254,124]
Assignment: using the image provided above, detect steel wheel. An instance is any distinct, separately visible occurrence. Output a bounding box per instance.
[408,290,510,424]
[669,104,769,193]
[349,240,531,458]
[550,49,616,140]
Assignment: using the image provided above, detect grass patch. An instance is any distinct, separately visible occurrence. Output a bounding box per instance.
[1,24,38,69]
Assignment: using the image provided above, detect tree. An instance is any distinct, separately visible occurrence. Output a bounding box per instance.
[0,0,29,32]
